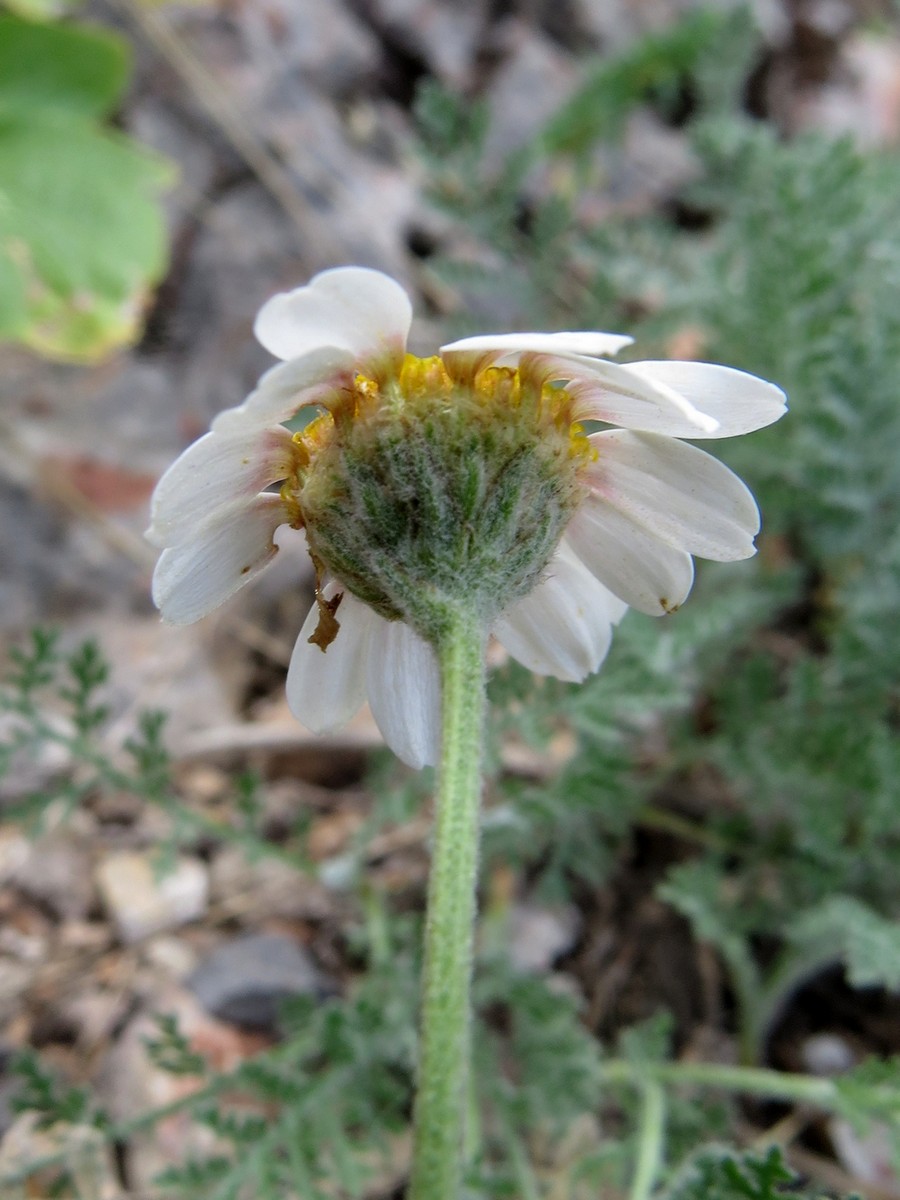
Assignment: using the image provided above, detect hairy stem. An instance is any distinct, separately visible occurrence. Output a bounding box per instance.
[599,1059,838,1105]
[409,609,487,1200]
[629,1081,666,1200]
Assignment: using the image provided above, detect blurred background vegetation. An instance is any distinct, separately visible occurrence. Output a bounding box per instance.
[2,1,900,1197]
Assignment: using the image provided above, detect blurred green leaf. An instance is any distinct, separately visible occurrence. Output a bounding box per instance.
[0,248,25,330]
[0,0,80,18]
[0,13,126,117]
[833,1057,900,1131]
[0,16,172,360]
[539,8,725,157]
[658,860,760,1009]
[665,1145,839,1200]
[0,112,172,358]
[790,897,900,993]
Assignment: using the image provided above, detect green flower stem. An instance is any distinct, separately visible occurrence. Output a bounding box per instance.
[629,1080,666,1200]
[410,608,487,1200]
[599,1059,837,1106]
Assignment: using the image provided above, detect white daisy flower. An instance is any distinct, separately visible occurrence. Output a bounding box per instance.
[148,267,786,769]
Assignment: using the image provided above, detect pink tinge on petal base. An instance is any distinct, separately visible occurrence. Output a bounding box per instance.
[146,425,296,548]
[584,430,760,562]
[538,354,720,435]
[621,361,787,438]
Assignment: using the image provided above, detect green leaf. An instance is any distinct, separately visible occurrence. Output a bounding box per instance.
[832,1057,900,1129]
[618,1012,674,1067]
[539,8,725,157]
[144,1014,209,1078]
[0,109,172,359]
[665,1145,843,1200]
[0,15,172,360]
[0,0,82,19]
[0,246,25,331]
[658,861,759,997]
[789,896,900,992]
[10,1048,97,1128]
[0,14,127,118]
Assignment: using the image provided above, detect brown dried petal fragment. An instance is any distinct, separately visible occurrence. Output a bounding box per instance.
[308,588,343,652]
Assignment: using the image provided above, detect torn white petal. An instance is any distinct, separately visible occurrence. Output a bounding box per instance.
[152,494,285,625]
[539,354,720,434]
[567,495,695,616]
[622,361,787,438]
[254,267,412,364]
[366,618,441,770]
[286,588,373,733]
[587,430,760,561]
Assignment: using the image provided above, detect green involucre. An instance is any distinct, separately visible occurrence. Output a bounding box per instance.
[299,386,585,642]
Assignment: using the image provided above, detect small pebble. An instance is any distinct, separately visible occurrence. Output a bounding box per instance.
[508,904,581,974]
[96,852,209,944]
[187,932,334,1031]
[801,1032,856,1076]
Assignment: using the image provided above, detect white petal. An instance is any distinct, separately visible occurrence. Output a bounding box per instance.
[286,589,373,733]
[212,348,355,434]
[566,495,695,616]
[441,330,634,364]
[147,425,295,548]
[152,494,285,624]
[493,548,623,682]
[586,431,760,561]
[365,618,441,770]
[557,539,629,626]
[621,361,787,438]
[254,267,412,363]
[532,354,720,434]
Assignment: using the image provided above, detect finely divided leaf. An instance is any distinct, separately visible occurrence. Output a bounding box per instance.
[665,1145,843,1200]
[789,897,900,993]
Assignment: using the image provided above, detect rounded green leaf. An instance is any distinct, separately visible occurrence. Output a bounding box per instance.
[0,111,174,360]
[0,13,128,118]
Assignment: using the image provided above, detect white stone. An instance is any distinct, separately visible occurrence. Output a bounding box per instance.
[96,852,209,944]
[142,934,199,980]
[0,1115,118,1200]
[508,903,581,974]
[801,1031,856,1076]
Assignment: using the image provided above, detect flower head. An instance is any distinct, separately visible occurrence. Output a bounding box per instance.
[148,267,786,768]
